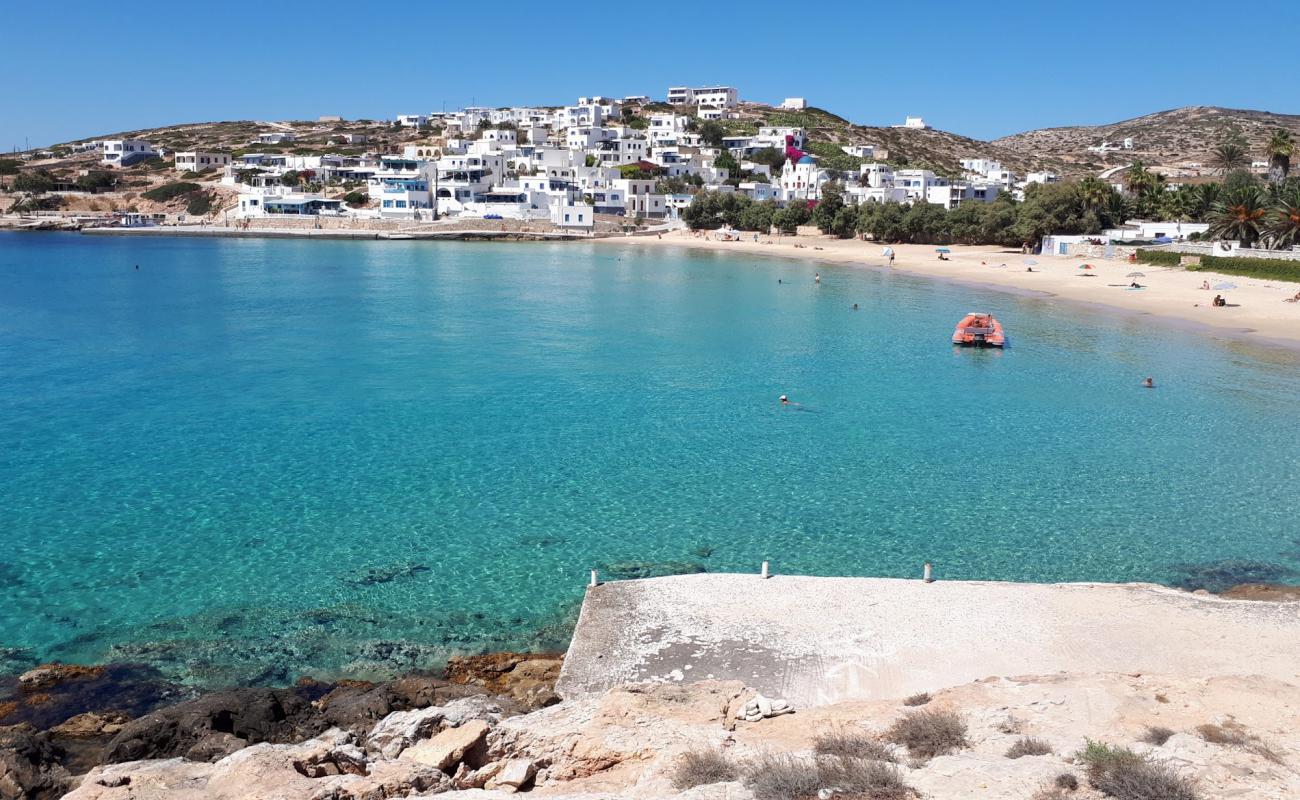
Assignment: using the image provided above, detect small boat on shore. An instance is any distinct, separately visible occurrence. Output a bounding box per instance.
[952,313,1006,347]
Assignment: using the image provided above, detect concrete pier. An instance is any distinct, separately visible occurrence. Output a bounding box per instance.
[556,574,1300,709]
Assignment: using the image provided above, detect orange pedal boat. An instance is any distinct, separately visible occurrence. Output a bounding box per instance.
[952,313,1006,347]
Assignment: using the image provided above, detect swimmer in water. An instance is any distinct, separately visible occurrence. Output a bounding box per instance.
[815,273,821,283]
[1143,377,1154,388]
[853,303,859,310]
[779,395,790,405]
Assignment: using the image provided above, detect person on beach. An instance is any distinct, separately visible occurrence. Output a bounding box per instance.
[1213,294,1226,307]
[1143,377,1155,388]
[889,252,895,266]
[1201,281,1211,290]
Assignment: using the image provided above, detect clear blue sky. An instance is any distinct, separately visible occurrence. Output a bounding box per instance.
[3,0,1297,150]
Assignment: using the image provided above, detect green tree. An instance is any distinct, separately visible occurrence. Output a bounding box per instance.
[738,200,777,233]
[697,120,726,147]
[748,147,787,173]
[1206,185,1269,247]
[76,171,116,191]
[772,202,811,234]
[1078,176,1112,213]
[901,201,949,244]
[857,201,906,242]
[1264,185,1300,249]
[811,182,846,234]
[1210,138,1250,175]
[585,154,597,168]
[280,169,301,187]
[12,170,55,193]
[714,151,740,183]
[1266,129,1293,184]
[0,159,21,176]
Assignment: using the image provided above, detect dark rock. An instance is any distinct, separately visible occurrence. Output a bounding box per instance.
[342,563,431,588]
[183,732,247,762]
[102,686,312,763]
[1172,560,1297,593]
[600,560,707,580]
[0,726,72,800]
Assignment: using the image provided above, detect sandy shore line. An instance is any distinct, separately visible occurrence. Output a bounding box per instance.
[602,229,1300,347]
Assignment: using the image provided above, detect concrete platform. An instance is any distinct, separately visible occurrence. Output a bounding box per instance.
[556,574,1300,708]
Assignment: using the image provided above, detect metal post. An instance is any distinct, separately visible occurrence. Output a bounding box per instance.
[923,562,934,583]
[589,569,598,588]
[761,561,770,579]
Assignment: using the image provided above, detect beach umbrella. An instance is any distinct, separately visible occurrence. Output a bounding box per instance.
[1126,271,1145,278]
[935,247,951,253]
[1079,263,1094,270]
[1214,282,1237,290]
[881,247,894,257]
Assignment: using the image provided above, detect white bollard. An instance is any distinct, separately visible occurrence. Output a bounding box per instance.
[590,569,598,588]
[761,561,770,579]
[923,561,934,583]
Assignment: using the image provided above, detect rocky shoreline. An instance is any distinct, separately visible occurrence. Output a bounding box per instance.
[0,653,562,799]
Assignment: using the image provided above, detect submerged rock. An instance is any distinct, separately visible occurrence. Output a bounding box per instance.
[342,563,431,588]
[600,560,708,581]
[19,664,106,691]
[1172,559,1297,593]
[445,652,564,710]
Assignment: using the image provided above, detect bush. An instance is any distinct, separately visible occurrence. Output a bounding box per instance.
[1140,726,1175,746]
[76,171,116,191]
[1134,249,1182,266]
[12,170,55,193]
[1006,737,1053,759]
[742,753,822,800]
[186,192,213,216]
[903,693,931,707]
[0,158,20,175]
[818,756,913,799]
[142,182,201,202]
[1194,254,1300,283]
[671,749,738,790]
[1054,772,1079,790]
[1195,722,1280,763]
[343,190,368,208]
[885,709,968,760]
[813,728,896,762]
[1076,740,1198,800]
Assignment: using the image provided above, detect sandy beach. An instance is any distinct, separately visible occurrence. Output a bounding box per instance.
[609,229,1300,348]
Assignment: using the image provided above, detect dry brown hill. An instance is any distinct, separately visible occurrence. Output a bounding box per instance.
[992,106,1300,175]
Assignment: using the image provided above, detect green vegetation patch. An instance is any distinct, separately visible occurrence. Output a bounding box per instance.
[142,181,202,202]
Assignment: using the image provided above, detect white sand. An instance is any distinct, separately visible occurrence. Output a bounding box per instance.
[605,230,1300,347]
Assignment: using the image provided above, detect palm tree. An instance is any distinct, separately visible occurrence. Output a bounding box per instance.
[1124,160,1153,194]
[1265,186,1300,249]
[1266,129,1294,183]
[1206,185,1269,247]
[1210,139,1250,175]
[1078,176,1111,211]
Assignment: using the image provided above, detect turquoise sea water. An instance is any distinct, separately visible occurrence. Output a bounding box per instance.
[2,231,1298,686]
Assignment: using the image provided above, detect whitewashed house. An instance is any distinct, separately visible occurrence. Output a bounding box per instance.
[174,151,230,173]
[101,139,157,167]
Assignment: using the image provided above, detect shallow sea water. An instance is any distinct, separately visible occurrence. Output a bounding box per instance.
[2,232,1298,685]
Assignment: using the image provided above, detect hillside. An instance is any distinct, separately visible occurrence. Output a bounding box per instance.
[993,106,1300,174]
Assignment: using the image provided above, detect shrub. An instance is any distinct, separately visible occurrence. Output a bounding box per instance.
[903,693,931,707]
[142,182,201,202]
[12,170,55,193]
[885,709,968,760]
[75,171,116,191]
[0,158,20,175]
[818,756,913,799]
[1006,737,1053,758]
[343,190,368,208]
[1195,722,1280,763]
[1054,772,1079,790]
[742,753,821,800]
[1076,740,1198,800]
[671,749,738,790]
[1140,726,1175,746]
[813,728,896,762]
[1194,254,1300,283]
[186,192,212,216]
[1134,248,1182,266]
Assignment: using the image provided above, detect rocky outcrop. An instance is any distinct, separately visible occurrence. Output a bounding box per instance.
[17,665,105,691]
[445,653,564,711]
[0,726,72,800]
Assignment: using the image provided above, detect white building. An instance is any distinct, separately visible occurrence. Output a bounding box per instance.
[368,157,436,219]
[396,114,429,128]
[174,151,230,173]
[894,116,928,130]
[780,98,807,110]
[842,145,876,159]
[667,85,737,109]
[101,139,157,167]
[925,181,1000,210]
[780,154,831,202]
[256,132,296,145]
[235,187,344,218]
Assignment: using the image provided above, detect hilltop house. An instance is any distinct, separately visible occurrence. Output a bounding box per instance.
[174,151,231,173]
[101,139,157,167]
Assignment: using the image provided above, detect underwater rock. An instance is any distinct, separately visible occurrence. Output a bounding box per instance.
[342,563,431,588]
[599,560,708,581]
[1171,559,1297,593]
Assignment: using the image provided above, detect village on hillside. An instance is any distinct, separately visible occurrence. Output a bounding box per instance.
[0,88,1296,255]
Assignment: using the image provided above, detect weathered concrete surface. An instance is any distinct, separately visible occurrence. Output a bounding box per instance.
[556,574,1300,708]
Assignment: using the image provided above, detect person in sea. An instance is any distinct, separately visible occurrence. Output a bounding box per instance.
[814,272,821,283]
[780,395,790,405]
[889,252,895,266]
[1143,377,1155,388]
